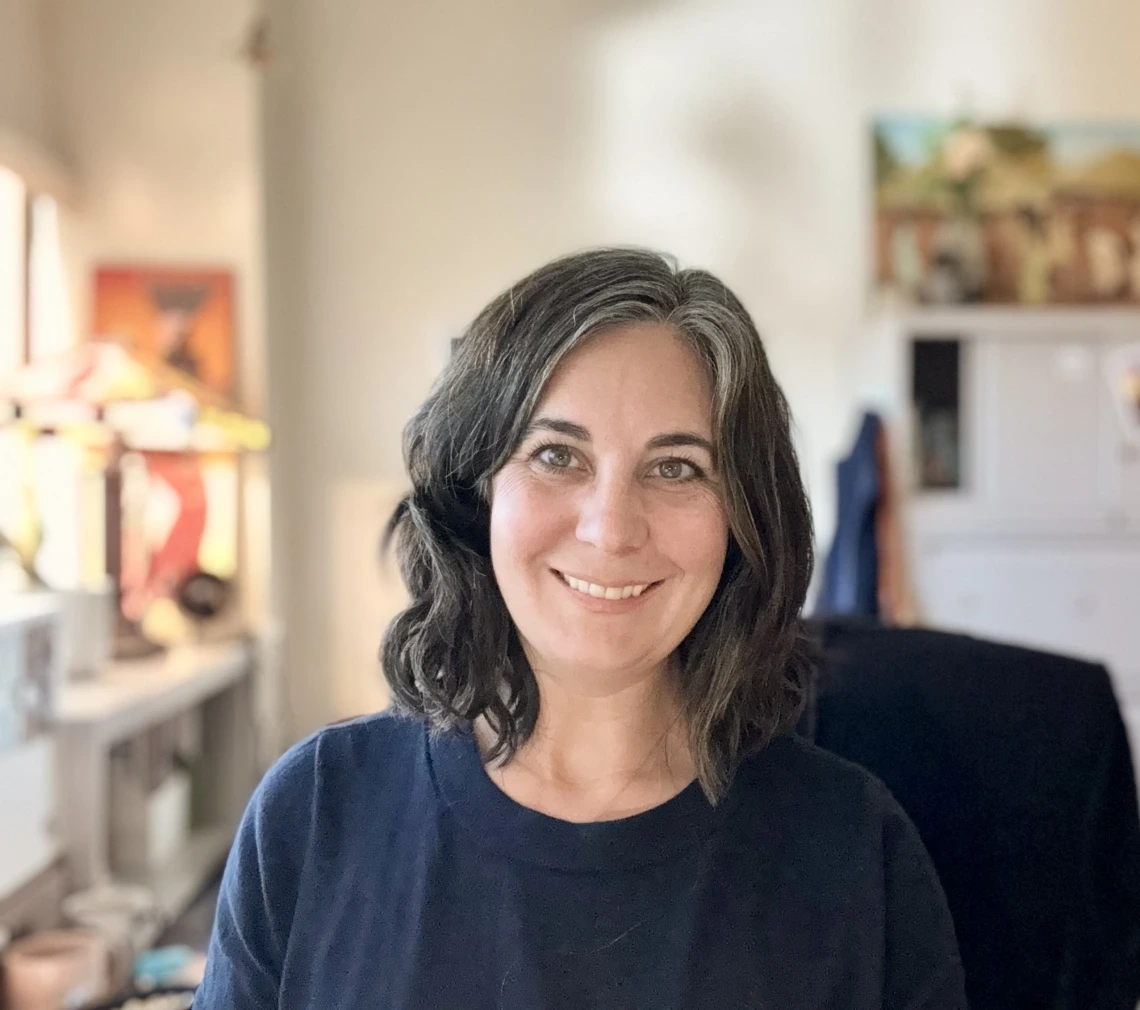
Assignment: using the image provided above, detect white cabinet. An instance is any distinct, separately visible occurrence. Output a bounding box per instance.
[913,539,1140,690]
[882,308,1140,761]
[0,597,64,902]
[975,338,1121,529]
[1120,439,1140,531]
[0,737,59,899]
[906,323,1140,538]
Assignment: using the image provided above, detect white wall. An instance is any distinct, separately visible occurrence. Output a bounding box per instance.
[0,0,71,195]
[263,0,1140,738]
[0,0,52,148]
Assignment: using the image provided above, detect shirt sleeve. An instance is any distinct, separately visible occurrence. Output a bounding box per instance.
[193,737,317,1009]
[878,788,969,1010]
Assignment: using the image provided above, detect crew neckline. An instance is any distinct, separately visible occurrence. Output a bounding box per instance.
[427,722,720,872]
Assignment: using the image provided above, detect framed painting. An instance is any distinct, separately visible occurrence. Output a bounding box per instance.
[873,117,1140,305]
[93,266,236,399]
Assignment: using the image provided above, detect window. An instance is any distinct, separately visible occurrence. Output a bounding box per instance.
[1,167,79,593]
[0,166,70,374]
[28,194,70,362]
[0,165,27,375]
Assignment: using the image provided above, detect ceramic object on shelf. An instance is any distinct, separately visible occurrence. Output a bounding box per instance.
[1,928,110,1010]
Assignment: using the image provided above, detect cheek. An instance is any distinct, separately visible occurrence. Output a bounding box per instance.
[489,472,568,574]
[660,497,729,591]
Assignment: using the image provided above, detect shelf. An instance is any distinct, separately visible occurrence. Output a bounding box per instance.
[872,303,1140,336]
[0,594,62,626]
[131,823,235,948]
[55,641,252,744]
[54,639,257,892]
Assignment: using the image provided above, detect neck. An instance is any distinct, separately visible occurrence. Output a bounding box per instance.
[476,658,696,822]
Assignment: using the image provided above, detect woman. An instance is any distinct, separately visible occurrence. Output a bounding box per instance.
[195,249,966,1008]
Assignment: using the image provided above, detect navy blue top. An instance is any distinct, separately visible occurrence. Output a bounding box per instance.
[194,712,966,1009]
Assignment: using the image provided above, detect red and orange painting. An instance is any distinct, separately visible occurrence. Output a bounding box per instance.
[93,266,236,399]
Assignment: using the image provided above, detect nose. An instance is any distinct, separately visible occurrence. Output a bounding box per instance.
[574,474,649,555]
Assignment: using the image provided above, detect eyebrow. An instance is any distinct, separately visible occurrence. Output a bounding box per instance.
[646,431,715,455]
[524,416,591,442]
[523,415,715,456]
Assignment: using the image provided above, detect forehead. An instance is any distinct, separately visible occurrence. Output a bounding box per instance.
[534,322,714,431]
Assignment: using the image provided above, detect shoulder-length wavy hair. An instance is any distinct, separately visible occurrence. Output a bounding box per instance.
[382,248,814,801]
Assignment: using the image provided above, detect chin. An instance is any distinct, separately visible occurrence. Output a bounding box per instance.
[541,644,664,681]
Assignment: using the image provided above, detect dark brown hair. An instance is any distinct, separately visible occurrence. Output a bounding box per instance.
[382,248,814,800]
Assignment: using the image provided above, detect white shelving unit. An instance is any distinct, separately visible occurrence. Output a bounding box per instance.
[56,642,251,742]
[54,640,258,934]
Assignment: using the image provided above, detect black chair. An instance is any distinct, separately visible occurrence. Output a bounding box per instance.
[805,618,1140,1010]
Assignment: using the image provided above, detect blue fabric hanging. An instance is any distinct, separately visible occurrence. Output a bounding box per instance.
[815,411,882,617]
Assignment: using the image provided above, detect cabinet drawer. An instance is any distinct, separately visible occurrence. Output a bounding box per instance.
[915,539,1140,684]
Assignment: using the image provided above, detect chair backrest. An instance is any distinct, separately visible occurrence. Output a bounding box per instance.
[807,618,1140,1010]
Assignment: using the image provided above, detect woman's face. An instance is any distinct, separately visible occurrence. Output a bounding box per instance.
[490,322,729,692]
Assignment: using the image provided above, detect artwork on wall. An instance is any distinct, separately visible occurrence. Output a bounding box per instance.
[873,117,1140,306]
[93,267,236,400]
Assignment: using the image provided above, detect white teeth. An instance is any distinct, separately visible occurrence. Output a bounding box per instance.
[560,573,650,600]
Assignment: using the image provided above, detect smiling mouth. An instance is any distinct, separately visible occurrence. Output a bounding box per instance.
[553,570,661,601]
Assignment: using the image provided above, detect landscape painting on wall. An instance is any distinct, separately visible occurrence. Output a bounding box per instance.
[873,117,1140,306]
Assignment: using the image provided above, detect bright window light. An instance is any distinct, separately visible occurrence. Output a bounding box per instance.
[28,194,71,362]
[0,165,27,376]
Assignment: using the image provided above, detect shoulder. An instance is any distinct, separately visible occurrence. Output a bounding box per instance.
[308,707,428,772]
[251,709,428,828]
[743,739,966,1003]
[201,711,433,1004]
[725,733,919,858]
[736,732,902,810]
[725,735,961,959]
